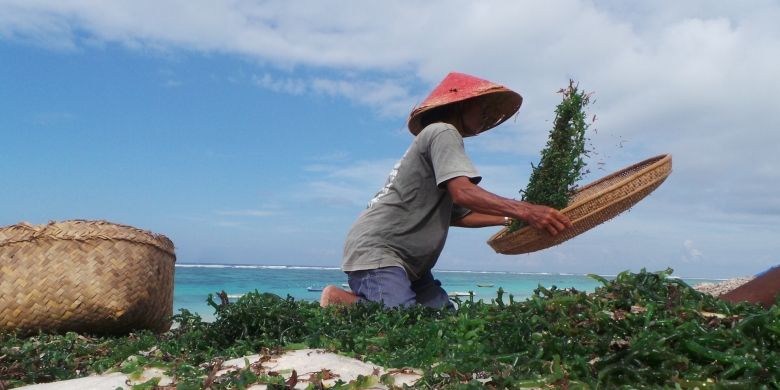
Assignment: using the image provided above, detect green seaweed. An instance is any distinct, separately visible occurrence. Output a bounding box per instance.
[2,269,779,389]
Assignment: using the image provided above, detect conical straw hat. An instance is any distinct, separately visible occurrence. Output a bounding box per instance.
[407,72,522,135]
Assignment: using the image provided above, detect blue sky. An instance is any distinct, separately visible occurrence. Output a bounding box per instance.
[1,1,779,278]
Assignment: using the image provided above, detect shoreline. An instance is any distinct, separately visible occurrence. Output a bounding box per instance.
[693,276,754,297]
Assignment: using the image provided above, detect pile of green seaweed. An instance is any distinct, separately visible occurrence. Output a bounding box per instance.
[509,80,591,233]
[1,269,778,389]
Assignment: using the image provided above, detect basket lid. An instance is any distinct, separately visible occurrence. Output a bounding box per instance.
[0,220,176,257]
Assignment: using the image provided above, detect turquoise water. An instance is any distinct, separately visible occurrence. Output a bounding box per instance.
[173,264,725,321]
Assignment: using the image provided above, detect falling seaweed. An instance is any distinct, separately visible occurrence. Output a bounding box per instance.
[509,80,592,232]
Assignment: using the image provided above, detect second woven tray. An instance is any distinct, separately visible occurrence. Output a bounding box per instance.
[488,154,672,254]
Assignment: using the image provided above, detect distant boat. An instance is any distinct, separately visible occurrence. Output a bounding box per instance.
[307,286,324,292]
[341,283,350,288]
[477,284,494,288]
[448,291,471,297]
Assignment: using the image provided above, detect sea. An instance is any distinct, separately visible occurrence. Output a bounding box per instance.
[173,264,726,321]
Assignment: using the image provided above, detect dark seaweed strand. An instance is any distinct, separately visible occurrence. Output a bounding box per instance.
[508,80,591,233]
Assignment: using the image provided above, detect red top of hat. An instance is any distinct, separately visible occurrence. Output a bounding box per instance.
[407,72,522,135]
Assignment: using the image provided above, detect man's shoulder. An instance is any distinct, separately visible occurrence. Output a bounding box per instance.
[417,122,461,143]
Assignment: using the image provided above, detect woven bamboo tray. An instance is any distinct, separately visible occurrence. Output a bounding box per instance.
[488,154,672,255]
[0,220,176,335]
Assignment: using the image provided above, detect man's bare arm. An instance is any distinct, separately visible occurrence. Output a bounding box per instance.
[446,176,572,236]
[452,212,505,228]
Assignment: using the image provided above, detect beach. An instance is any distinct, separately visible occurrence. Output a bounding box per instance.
[692,276,754,297]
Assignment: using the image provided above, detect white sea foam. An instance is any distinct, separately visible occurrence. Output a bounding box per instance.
[510,272,551,276]
[287,266,340,270]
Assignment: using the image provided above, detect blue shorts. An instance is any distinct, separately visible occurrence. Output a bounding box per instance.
[346,266,454,310]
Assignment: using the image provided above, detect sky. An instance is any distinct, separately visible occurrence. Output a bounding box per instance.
[1,0,778,278]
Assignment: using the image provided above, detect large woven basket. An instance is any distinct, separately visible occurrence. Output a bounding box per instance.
[488,154,672,255]
[0,220,176,335]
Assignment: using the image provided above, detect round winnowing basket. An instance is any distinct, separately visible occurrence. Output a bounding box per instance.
[488,154,672,255]
[0,220,176,335]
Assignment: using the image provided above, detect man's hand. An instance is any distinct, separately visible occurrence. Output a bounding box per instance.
[521,204,572,236]
[446,176,572,236]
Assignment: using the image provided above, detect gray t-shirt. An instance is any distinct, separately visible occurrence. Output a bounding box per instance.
[342,123,481,280]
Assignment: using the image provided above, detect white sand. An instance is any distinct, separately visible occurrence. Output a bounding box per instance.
[693,277,753,297]
[16,349,421,390]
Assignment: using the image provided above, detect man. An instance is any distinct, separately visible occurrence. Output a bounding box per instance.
[320,72,572,309]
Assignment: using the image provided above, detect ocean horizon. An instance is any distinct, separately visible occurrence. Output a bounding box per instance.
[174,262,730,279]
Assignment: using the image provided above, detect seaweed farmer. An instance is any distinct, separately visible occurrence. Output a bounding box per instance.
[320,72,573,308]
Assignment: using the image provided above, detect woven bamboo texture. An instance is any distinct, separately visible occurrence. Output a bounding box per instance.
[488,154,672,255]
[0,220,176,335]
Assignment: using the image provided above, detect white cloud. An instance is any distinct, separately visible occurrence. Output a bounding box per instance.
[252,73,306,95]
[251,73,416,116]
[31,111,76,126]
[3,0,779,274]
[215,221,243,228]
[300,158,398,207]
[215,209,276,217]
[682,239,703,263]
[313,158,398,182]
[305,181,371,208]
[311,77,416,117]
[163,79,181,88]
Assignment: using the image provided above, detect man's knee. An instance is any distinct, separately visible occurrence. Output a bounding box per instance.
[320,285,358,307]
